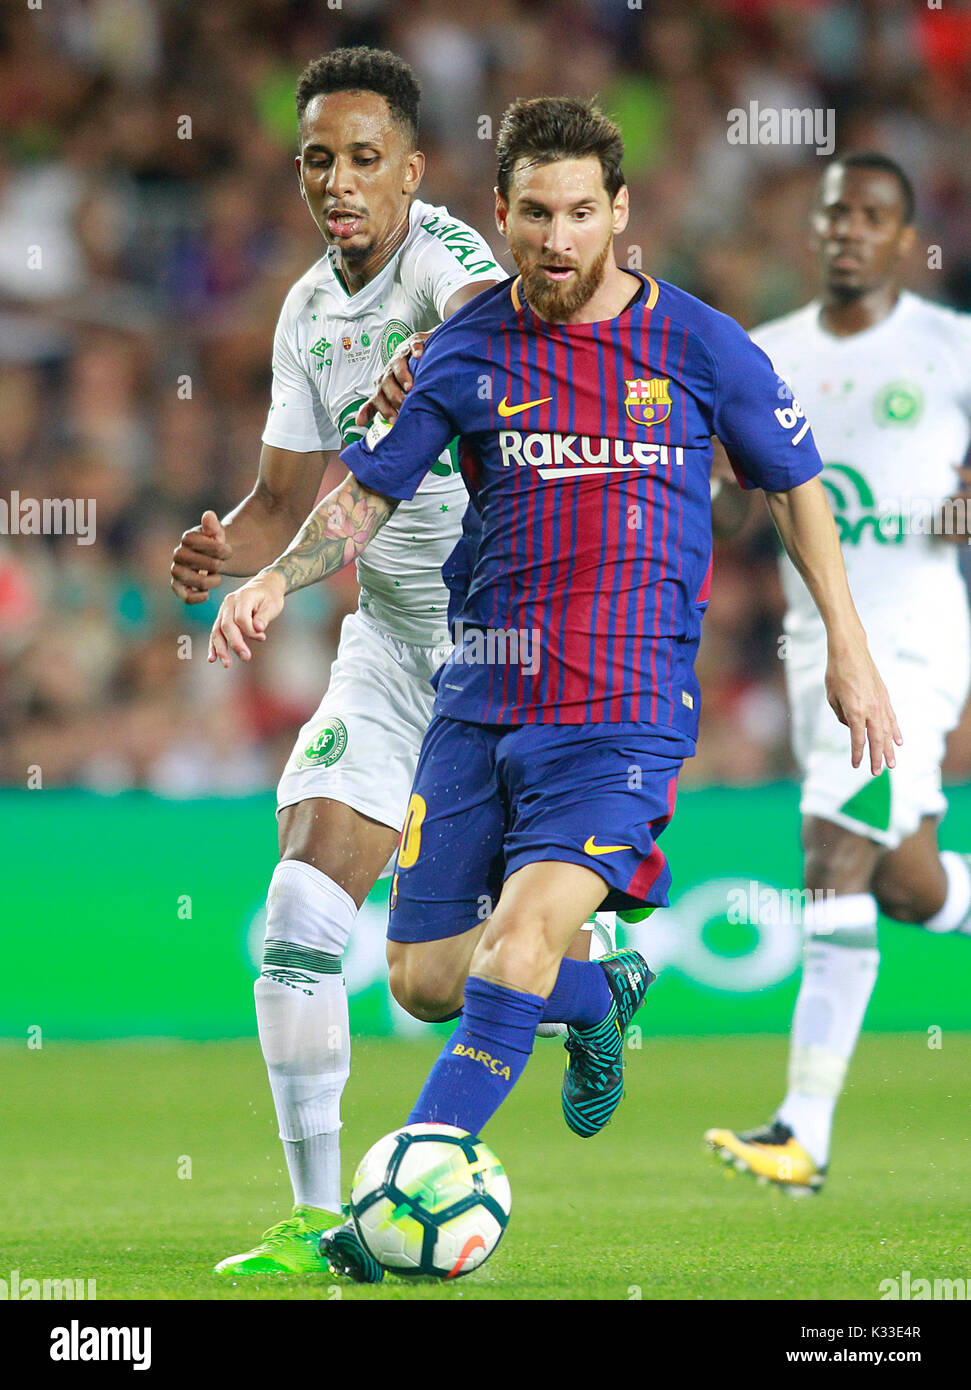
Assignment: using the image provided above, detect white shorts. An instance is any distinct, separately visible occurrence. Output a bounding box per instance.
[276,610,446,832]
[786,637,970,849]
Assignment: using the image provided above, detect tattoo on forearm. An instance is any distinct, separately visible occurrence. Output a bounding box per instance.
[268,477,399,594]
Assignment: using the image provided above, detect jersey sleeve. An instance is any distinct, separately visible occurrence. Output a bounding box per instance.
[705,314,822,492]
[411,209,504,321]
[261,298,341,452]
[340,338,459,501]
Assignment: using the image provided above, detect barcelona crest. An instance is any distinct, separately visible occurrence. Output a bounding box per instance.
[625,377,673,427]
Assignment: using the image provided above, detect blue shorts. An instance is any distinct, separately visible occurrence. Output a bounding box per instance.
[387,715,688,943]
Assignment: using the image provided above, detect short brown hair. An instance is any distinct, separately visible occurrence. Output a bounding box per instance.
[495,97,625,201]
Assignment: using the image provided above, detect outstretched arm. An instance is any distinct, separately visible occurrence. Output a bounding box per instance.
[170,445,335,603]
[208,473,398,666]
[270,473,398,594]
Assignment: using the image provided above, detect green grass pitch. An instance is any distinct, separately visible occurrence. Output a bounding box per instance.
[3,1034,969,1301]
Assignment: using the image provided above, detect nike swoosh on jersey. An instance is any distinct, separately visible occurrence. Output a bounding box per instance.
[583,836,633,856]
[496,394,553,417]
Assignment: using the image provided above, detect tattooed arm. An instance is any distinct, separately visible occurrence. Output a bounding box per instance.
[270,474,398,593]
[208,473,398,667]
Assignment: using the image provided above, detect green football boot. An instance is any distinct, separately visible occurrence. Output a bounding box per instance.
[318,1220,385,1284]
[616,906,656,925]
[213,1205,343,1276]
[562,948,655,1138]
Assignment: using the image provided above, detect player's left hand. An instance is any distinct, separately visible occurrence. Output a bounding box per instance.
[208,571,286,668]
[356,331,431,428]
[825,644,903,774]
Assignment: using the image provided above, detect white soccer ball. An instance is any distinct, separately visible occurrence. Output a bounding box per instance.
[349,1124,512,1279]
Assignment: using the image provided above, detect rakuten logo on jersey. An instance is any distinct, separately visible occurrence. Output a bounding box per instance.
[498,430,684,479]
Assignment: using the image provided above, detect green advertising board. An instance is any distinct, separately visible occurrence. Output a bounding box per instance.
[2,787,969,1040]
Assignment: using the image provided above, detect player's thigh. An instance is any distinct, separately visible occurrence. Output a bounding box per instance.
[386,900,605,1015]
[278,797,399,908]
[275,611,437,902]
[874,815,941,887]
[386,929,486,1022]
[792,654,952,870]
[470,860,609,996]
[871,815,946,921]
[386,717,508,1011]
[801,816,884,894]
[497,721,684,914]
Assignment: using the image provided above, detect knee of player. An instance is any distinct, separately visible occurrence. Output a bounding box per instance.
[388,958,461,1023]
[802,839,874,895]
[872,873,931,924]
[472,918,556,986]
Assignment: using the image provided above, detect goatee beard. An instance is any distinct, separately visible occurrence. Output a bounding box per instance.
[517,235,611,321]
[331,239,372,268]
[826,278,868,303]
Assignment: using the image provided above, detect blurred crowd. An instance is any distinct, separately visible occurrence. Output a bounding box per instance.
[3,0,971,793]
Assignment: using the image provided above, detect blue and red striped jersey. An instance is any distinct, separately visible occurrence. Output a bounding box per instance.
[342,273,821,737]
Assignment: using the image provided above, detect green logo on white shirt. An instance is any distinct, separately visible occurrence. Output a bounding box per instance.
[822,463,905,546]
[310,336,332,365]
[381,319,413,366]
[419,213,500,275]
[874,381,923,427]
[301,719,348,767]
[337,396,368,445]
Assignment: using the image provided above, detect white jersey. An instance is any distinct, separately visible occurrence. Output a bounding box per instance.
[261,198,502,643]
[752,292,971,660]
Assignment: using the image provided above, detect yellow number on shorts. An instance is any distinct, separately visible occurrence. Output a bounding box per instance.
[398,794,427,869]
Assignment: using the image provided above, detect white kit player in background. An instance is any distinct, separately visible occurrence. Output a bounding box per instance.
[706,153,971,1194]
[170,48,503,1275]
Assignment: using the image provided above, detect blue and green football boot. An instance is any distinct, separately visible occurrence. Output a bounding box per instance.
[318,1219,385,1284]
[561,947,655,1138]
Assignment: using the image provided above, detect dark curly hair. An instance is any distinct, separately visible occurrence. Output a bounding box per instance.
[296,47,421,146]
[496,97,625,202]
[827,151,916,225]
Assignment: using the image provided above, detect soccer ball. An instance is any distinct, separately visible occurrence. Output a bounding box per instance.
[349,1124,512,1279]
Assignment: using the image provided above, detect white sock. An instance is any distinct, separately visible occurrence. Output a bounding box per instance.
[777,892,879,1168]
[588,912,617,958]
[255,860,356,1215]
[924,851,971,934]
[281,1133,342,1214]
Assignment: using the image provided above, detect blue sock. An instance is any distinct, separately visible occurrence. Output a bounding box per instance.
[541,958,611,1028]
[408,976,544,1134]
